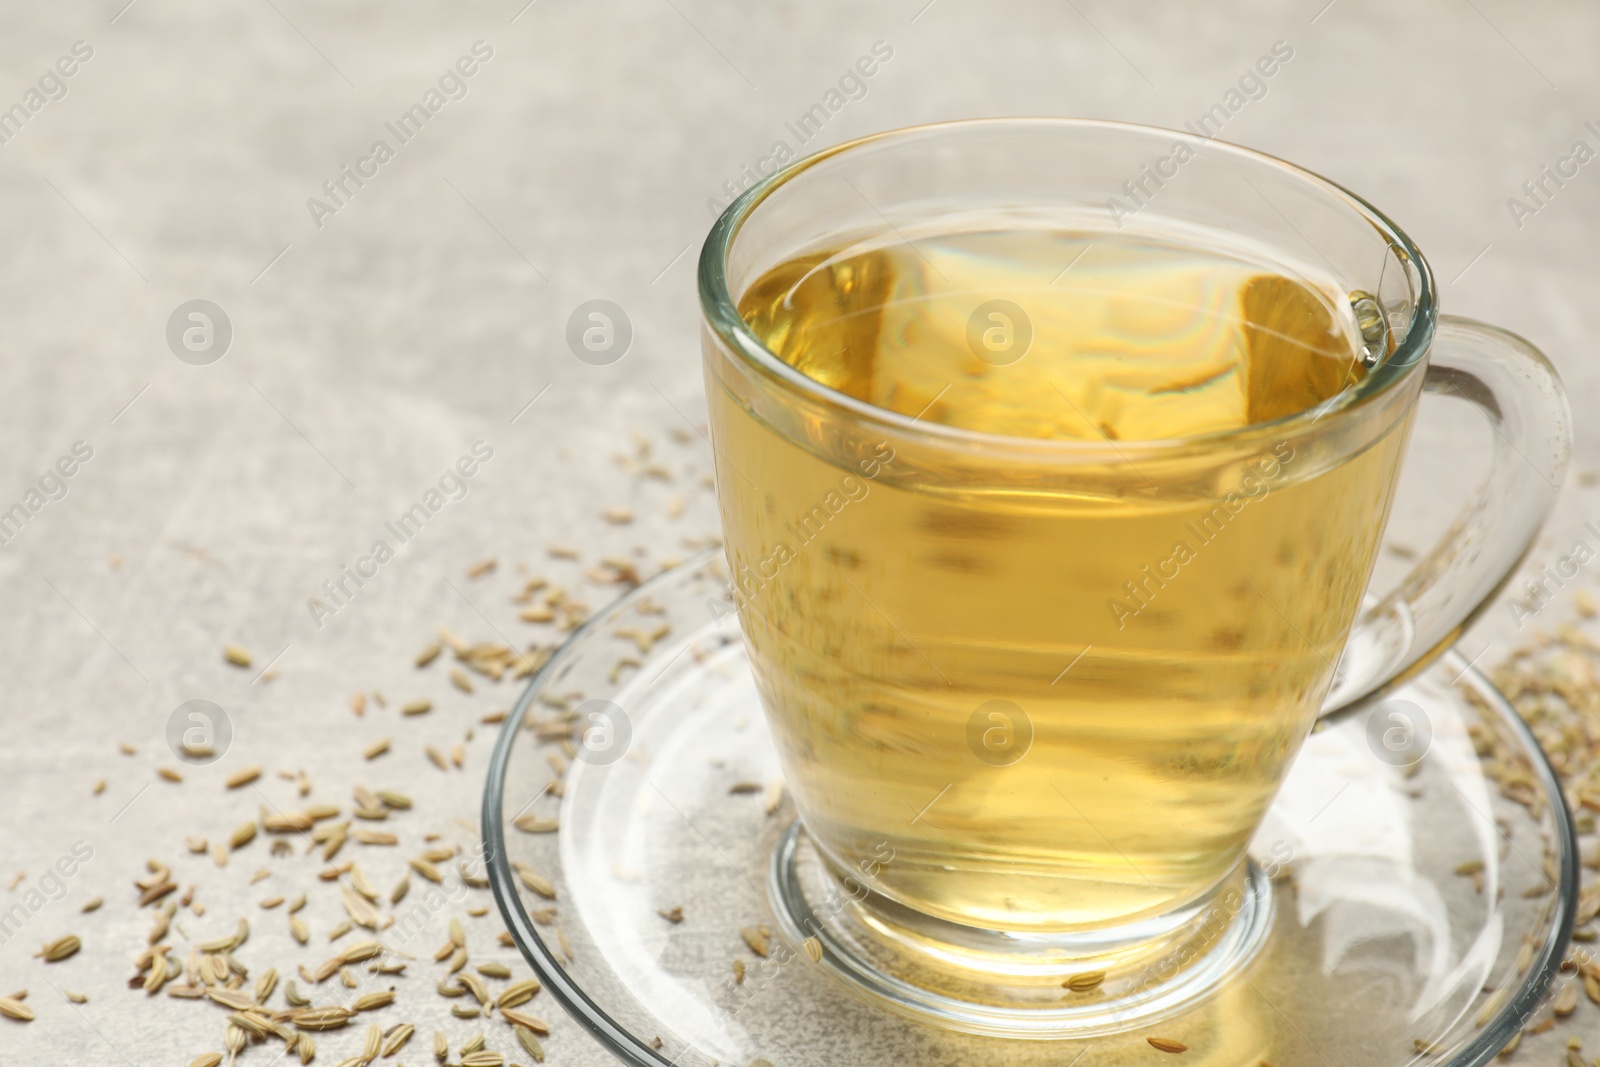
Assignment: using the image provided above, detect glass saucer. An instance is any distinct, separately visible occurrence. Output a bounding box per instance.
[484,553,1575,1066]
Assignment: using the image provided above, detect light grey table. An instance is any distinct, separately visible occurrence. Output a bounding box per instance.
[1,1,1596,1064]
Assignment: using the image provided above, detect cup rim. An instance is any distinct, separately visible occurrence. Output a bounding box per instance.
[697,117,1438,458]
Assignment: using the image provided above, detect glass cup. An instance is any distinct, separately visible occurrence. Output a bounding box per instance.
[697,119,1570,1030]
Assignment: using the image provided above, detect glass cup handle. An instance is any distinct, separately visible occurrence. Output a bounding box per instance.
[1321,314,1572,720]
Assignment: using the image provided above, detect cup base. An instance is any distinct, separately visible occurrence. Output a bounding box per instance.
[768,822,1274,1038]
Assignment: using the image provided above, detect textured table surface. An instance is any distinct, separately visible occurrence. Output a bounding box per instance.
[2,1,1598,1064]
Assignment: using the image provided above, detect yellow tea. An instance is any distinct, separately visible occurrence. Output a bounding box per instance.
[710,223,1409,934]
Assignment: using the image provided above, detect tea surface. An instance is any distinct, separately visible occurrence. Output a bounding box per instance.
[739,227,1368,441]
